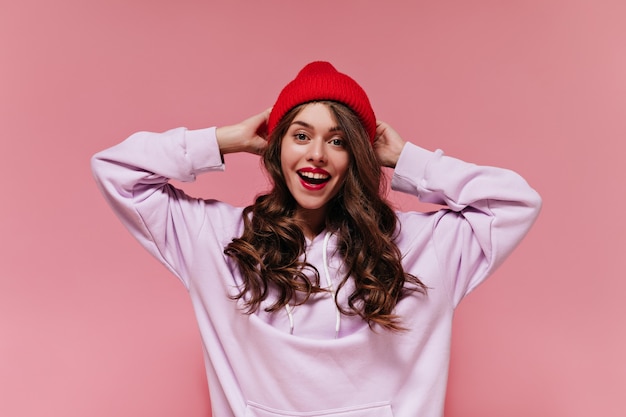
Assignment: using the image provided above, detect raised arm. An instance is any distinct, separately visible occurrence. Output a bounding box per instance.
[376,121,542,305]
[90,110,270,285]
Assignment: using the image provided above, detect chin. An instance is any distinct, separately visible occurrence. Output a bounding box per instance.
[295,202,327,211]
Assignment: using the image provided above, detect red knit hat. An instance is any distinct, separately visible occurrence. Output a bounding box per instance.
[267,61,377,143]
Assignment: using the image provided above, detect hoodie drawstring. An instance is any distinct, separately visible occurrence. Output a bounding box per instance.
[285,231,341,338]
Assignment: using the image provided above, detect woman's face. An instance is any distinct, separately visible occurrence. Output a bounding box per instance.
[280,102,351,221]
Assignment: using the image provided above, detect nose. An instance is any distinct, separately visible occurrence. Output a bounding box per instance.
[306,138,326,164]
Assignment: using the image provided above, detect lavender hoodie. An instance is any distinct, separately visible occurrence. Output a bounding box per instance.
[91,126,541,417]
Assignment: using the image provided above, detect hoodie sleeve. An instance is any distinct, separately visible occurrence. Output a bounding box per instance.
[90,127,235,288]
[392,142,542,306]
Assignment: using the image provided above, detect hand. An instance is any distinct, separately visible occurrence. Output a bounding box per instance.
[216,108,271,155]
[373,121,406,168]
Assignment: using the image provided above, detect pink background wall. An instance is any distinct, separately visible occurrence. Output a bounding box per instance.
[1,0,624,416]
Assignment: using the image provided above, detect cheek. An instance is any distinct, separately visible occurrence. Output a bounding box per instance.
[336,155,351,179]
[279,141,298,166]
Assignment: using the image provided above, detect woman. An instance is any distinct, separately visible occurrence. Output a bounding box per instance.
[92,61,541,417]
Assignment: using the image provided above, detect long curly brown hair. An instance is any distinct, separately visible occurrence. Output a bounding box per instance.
[224,101,426,331]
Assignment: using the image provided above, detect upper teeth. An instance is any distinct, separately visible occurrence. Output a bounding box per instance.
[300,171,329,180]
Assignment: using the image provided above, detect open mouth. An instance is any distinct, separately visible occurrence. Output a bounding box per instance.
[297,170,330,186]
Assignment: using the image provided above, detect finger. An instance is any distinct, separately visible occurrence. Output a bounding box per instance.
[259,107,272,123]
[375,121,388,138]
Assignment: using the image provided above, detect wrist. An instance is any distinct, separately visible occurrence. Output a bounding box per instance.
[390,140,407,168]
[216,124,244,155]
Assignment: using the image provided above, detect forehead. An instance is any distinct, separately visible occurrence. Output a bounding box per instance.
[290,102,340,129]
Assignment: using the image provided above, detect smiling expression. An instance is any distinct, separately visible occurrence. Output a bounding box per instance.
[280,103,351,224]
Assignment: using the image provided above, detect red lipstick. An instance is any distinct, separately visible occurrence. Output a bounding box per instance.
[297,167,331,190]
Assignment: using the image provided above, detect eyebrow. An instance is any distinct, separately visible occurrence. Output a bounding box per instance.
[291,120,343,132]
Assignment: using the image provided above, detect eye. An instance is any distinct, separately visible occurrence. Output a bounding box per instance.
[329,137,345,147]
[294,133,308,141]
